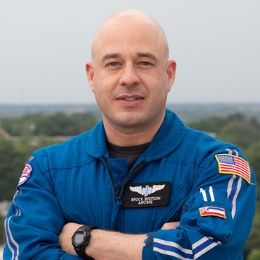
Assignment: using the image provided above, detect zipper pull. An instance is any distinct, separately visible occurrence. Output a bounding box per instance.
[115,189,121,201]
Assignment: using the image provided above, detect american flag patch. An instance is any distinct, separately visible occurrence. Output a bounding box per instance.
[215,154,251,184]
[199,206,226,219]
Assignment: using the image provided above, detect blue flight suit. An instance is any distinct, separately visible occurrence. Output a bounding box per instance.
[4,110,256,259]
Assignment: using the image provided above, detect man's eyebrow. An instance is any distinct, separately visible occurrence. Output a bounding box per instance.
[101,53,120,62]
[137,52,157,61]
[101,52,157,62]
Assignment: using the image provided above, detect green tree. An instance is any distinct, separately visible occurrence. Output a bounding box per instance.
[189,116,226,135]
[0,214,5,244]
[189,114,260,151]
[218,121,260,150]
[246,142,260,193]
[248,249,260,260]
[33,112,97,136]
[245,204,260,259]
[0,139,26,200]
[1,112,98,137]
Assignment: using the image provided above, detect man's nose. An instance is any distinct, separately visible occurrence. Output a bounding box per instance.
[119,63,140,86]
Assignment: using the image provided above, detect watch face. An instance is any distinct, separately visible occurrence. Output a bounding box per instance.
[74,232,85,244]
[72,226,94,258]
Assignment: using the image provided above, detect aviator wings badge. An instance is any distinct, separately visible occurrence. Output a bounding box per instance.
[130,184,165,197]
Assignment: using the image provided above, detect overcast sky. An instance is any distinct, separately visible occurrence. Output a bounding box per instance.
[0,0,259,104]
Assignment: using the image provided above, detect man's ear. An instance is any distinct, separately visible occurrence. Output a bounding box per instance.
[166,60,176,92]
[86,62,95,91]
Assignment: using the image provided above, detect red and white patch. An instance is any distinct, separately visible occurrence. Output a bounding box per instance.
[199,206,226,219]
[17,163,33,187]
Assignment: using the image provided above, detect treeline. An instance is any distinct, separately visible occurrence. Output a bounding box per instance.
[0,112,259,258]
[0,112,97,136]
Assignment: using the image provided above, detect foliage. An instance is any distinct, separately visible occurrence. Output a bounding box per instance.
[0,112,97,137]
[188,116,227,135]
[218,121,260,150]
[33,112,96,136]
[190,113,260,150]
[245,203,260,255]
[0,214,5,244]
[0,139,25,200]
[247,249,260,260]
[245,142,260,202]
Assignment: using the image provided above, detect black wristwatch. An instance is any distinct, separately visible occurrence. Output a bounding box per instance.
[71,225,96,259]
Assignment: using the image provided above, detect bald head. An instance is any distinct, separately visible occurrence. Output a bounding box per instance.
[91,9,169,60]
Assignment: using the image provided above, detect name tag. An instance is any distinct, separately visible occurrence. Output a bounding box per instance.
[122,182,171,208]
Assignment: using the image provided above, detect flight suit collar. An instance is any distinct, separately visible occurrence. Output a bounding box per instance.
[86,109,186,161]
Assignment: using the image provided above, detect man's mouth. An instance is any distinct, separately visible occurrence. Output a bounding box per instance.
[116,95,144,101]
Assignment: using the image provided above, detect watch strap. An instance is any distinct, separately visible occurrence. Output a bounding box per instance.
[72,225,96,259]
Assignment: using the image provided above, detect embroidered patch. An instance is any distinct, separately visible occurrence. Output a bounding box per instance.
[199,206,226,219]
[215,154,251,184]
[122,182,171,208]
[17,163,33,187]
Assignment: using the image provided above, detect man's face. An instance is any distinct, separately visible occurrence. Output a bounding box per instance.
[87,18,176,132]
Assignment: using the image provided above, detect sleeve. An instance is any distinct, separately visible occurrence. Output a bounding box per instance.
[142,147,257,259]
[3,152,80,260]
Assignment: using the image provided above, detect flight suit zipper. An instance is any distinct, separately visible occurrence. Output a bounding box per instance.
[115,160,146,201]
[100,157,146,230]
[100,157,146,202]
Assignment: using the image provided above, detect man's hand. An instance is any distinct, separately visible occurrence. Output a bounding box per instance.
[59,222,82,255]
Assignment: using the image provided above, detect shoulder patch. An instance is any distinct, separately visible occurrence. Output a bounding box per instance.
[17,163,33,187]
[215,154,251,184]
[199,206,226,219]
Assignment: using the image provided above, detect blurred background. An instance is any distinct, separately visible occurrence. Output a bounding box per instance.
[0,0,259,259]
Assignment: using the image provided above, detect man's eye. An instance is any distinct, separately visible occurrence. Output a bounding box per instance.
[105,62,121,68]
[137,61,154,67]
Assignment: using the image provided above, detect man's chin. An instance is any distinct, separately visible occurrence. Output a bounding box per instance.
[113,115,147,130]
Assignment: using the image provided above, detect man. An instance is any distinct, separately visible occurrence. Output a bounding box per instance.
[4,9,256,260]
